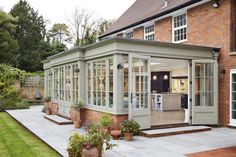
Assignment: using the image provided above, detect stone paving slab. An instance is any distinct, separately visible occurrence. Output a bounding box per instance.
[6,106,236,157]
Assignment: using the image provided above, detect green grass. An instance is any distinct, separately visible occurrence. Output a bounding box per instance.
[0,112,61,157]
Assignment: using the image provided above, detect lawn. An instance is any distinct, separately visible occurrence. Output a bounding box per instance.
[0,112,61,157]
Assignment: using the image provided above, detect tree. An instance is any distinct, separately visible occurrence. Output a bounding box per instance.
[0,11,19,66]
[49,23,71,45]
[96,19,114,36]
[67,8,96,46]
[67,8,114,46]
[10,0,46,72]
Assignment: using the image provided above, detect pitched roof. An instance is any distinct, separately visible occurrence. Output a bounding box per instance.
[100,0,202,38]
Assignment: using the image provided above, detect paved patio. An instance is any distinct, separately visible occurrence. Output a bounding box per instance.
[6,106,236,157]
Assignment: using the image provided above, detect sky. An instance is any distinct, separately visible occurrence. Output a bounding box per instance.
[1,0,135,28]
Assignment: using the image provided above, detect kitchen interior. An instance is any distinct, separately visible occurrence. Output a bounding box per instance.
[151,58,189,126]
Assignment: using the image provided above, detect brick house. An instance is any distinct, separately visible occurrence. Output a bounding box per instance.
[43,0,236,129]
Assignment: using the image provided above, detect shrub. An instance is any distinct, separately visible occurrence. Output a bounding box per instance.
[120,119,140,135]
[99,113,113,128]
[0,64,29,111]
[0,97,29,111]
[44,96,51,103]
[67,133,85,157]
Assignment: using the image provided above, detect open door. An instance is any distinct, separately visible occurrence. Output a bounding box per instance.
[129,54,151,129]
[192,60,218,125]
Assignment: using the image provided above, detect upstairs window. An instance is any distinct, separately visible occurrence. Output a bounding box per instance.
[144,25,155,41]
[173,13,187,43]
[125,32,134,39]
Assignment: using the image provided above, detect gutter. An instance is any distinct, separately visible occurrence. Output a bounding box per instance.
[99,0,207,39]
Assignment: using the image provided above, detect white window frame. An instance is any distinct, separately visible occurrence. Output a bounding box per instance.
[144,24,155,41]
[230,69,236,126]
[172,12,187,43]
[125,31,134,39]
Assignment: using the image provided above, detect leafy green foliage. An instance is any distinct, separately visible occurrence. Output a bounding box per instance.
[71,99,85,111]
[10,0,46,72]
[49,23,71,45]
[0,11,19,66]
[99,113,113,128]
[120,119,140,135]
[68,133,85,157]
[0,64,29,111]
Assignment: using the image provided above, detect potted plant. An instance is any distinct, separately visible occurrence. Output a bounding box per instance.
[71,99,84,128]
[67,133,85,157]
[44,96,51,115]
[99,113,112,133]
[82,133,103,157]
[85,123,117,157]
[120,119,140,141]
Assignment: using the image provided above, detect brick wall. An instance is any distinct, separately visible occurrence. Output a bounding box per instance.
[80,108,128,129]
[155,17,172,42]
[186,0,232,126]
[130,0,234,126]
[133,27,144,39]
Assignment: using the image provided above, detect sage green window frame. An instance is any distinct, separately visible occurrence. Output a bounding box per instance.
[86,57,114,109]
[53,68,59,100]
[52,63,79,103]
[45,70,52,97]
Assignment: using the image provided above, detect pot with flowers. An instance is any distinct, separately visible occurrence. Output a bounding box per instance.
[99,113,113,134]
[82,133,103,157]
[120,119,140,141]
[67,133,85,157]
[70,99,84,128]
[85,123,117,157]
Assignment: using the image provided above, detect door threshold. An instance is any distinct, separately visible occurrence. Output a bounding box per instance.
[148,123,189,130]
[140,126,211,138]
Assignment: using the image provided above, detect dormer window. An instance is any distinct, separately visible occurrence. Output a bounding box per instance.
[172,13,187,43]
[125,32,134,39]
[144,25,155,41]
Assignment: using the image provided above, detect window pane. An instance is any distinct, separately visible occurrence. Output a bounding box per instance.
[205,92,214,106]
[233,74,236,82]
[195,91,204,106]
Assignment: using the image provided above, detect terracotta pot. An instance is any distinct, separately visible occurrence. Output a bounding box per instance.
[124,133,133,141]
[82,148,98,157]
[74,120,82,128]
[46,109,51,115]
[98,148,103,157]
[67,149,74,157]
[70,109,80,122]
[51,103,58,115]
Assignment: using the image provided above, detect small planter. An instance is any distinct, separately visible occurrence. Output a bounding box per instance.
[70,109,80,122]
[124,133,133,141]
[67,149,74,157]
[82,148,98,157]
[74,120,82,128]
[50,102,58,115]
[97,147,103,157]
[46,108,51,115]
[111,130,121,140]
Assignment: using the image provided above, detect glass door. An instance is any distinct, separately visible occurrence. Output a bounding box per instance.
[129,54,151,129]
[230,70,236,126]
[192,60,218,125]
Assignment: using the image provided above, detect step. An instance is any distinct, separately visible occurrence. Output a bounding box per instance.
[140,126,211,138]
[151,123,189,129]
[44,115,73,125]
